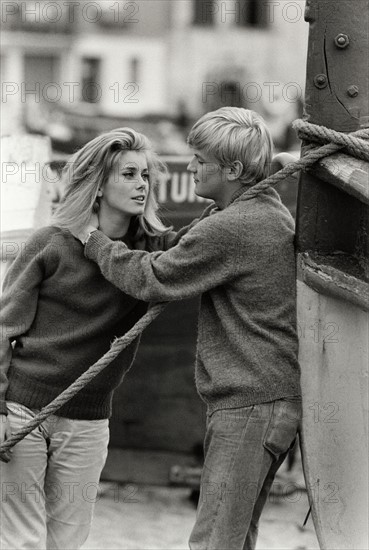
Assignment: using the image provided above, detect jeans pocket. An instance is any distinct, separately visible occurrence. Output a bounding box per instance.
[263,399,302,460]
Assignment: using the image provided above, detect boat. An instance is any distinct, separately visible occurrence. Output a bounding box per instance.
[296,1,368,548]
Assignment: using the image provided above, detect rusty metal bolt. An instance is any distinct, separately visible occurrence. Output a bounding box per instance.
[314,74,328,89]
[334,33,350,48]
[347,85,359,97]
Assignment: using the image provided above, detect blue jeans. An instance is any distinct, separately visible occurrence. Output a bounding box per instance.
[189,398,302,550]
[0,402,109,550]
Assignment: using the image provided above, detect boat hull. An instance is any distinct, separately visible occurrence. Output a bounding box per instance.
[298,280,369,549]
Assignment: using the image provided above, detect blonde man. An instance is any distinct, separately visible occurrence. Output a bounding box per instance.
[79,108,302,550]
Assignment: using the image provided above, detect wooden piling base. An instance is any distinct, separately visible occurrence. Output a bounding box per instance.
[297,279,369,550]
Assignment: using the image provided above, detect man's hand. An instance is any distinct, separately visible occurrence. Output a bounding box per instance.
[271,152,299,175]
[0,414,13,463]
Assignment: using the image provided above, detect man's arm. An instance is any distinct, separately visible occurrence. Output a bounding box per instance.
[165,203,216,248]
[85,214,240,303]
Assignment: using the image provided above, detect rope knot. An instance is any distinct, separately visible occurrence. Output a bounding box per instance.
[233,119,369,202]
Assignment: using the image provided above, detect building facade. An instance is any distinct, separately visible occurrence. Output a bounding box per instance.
[1,0,308,145]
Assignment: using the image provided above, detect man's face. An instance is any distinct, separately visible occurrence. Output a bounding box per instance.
[187,148,228,206]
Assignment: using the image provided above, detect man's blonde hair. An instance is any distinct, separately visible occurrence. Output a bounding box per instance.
[187,107,273,185]
[52,128,170,238]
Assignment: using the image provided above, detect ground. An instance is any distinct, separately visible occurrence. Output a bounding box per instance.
[82,457,319,550]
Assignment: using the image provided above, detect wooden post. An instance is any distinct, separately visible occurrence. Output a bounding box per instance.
[0,135,52,287]
[296,0,369,548]
[297,0,368,260]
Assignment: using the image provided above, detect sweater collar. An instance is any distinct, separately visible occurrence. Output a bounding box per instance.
[211,183,270,212]
[226,184,261,207]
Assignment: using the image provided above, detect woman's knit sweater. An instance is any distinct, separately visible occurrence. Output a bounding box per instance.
[0,227,170,419]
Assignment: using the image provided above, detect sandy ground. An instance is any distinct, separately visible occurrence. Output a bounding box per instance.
[82,459,319,550]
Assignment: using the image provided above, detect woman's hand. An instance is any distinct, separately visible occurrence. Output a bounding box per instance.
[0,414,13,463]
[0,414,11,443]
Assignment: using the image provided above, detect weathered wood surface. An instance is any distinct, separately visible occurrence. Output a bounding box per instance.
[296,1,369,549]
[313,154,369,205]
[298,282,368,550]
[298,253,369,311]
[110,299,206,454]
[296,0,369,256]
[0,135,52,234]
[0,135,52,286]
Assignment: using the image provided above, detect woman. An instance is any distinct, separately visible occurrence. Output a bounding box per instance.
[0,128,173,550]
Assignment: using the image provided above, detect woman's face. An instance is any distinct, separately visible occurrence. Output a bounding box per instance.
[100,150,150,218]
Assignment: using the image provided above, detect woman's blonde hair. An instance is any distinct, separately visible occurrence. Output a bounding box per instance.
[187,107,273,186]
[52,128,170,238]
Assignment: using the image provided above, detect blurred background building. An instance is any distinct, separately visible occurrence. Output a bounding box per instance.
[1,0,308,153]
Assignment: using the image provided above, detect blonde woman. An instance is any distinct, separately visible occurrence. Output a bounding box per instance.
[0,128,173,550]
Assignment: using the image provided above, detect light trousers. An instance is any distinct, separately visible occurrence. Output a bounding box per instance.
[189,397,302,550]
[0,402,109,550]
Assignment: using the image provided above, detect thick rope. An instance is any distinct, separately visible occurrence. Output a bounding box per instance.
[1,119,368,461]
[0,303,166,461]
[232,119,369,201]
[296,121,369,161]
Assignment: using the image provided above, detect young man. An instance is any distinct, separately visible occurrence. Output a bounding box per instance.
[79,107,301,549]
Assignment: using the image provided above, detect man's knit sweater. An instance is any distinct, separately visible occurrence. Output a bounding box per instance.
[85,188,301,414]
[0,227,170,419]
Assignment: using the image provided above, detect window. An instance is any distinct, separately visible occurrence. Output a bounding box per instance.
[81,58,101,103]
[130,57,140,84]
[205,80,245,111]
[193,0,215,26]
[238,0,268,28]
[221,81,243,106]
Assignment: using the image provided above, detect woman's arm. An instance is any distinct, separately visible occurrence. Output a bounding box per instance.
[0,230,50,417]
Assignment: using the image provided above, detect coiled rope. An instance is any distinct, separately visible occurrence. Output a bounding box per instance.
[1,119,368,462]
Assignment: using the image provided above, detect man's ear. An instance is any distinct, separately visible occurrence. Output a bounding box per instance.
[226,160,244,181]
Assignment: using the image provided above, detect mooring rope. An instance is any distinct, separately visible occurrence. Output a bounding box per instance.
[232,119,369,202]
[1,119,368,462]
[0,303,167,461]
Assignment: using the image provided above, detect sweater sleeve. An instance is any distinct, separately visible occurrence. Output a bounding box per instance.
[157,202,216,251]
[85,214,239,303]
[0,230,50,414]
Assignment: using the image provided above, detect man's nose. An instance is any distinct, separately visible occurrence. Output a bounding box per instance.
[187,158,196,171]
